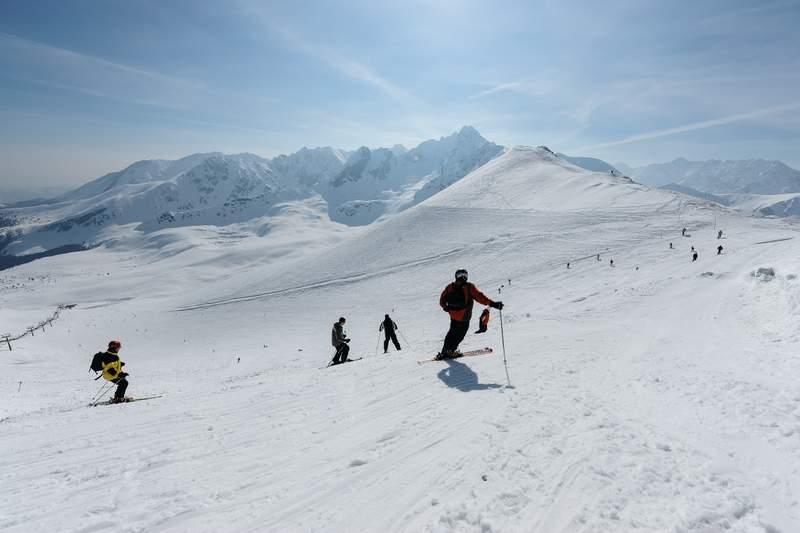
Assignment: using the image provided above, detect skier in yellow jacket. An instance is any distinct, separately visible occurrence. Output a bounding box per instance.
[90,340,129,403]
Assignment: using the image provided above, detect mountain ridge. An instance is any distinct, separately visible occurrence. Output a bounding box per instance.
[629,157,800,195]
[0,127,503,256]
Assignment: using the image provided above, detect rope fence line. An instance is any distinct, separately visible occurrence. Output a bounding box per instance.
[1,304,76,351]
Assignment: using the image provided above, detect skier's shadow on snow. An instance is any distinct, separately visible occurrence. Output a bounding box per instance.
[437,359,502,392]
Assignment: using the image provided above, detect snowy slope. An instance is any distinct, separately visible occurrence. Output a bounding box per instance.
[2,146,800,532]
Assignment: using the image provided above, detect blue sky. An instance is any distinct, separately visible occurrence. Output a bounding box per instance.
[1,0,799,187]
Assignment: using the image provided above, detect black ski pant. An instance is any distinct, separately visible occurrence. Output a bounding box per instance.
[442,319,470,354]
[332,343,350,364]
[113,376,128,399]
[383,332,400,352]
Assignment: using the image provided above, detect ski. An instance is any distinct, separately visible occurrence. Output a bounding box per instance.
[91,395,164,407]
[320,357,364,369]
[417,347,493,364]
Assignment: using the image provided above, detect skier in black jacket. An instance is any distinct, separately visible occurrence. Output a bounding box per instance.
[330,317,350,365]
[379,314,401,353]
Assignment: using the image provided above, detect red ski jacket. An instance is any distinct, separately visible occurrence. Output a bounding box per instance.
[440,281,492,322]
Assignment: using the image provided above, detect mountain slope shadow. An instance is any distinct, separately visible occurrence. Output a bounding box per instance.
[437,359,502,392]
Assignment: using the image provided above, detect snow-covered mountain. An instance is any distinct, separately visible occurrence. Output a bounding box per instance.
[0,153,293,256]
[630,157,800,195]
[269,146,349,189]
[6,143,800,531]
[322,126,503,224]
[0,127,502,256]
[658,181,800,219]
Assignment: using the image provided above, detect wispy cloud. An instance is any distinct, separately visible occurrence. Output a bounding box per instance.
[0,29,284,133]
[244,6,417,105]
[580,102,800,150]
[469,80,554,100]
[0,31,210,111]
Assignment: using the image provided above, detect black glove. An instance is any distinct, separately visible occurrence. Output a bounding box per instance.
[121,362,126,366]
[344,338,350,343]
[490,301,504,310]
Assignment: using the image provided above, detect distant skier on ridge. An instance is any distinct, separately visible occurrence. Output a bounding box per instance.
[437,269,502,359]
[379,314,401,353]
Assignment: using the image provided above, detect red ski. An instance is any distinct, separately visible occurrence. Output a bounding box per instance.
[417,347,493,364]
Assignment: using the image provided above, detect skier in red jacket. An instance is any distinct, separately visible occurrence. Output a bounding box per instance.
[437,269,502,359]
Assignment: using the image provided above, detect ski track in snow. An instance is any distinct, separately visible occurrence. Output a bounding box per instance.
[2,148,800,532]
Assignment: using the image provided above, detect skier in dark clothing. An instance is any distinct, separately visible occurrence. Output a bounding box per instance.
[718,230,723,239]
[475,308,491,334]
[90,340,129,403]
[437,269,502,359]
[330,317,350,365]
[692,251,699,262]
[682,227,687,236]
[669,242,673,249]
[717,245,723,255]
[379,314,401,353]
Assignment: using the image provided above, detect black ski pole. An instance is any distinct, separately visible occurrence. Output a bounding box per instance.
[397,329,413,351]
[90,382,115,405]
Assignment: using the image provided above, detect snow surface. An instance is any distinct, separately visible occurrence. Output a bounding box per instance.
[2,147,800,532]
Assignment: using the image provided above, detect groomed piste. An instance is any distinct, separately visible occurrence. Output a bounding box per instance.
[2,147,799,532]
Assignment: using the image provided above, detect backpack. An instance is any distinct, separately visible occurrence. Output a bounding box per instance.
[90,352,105,372]
[444,283,470,310]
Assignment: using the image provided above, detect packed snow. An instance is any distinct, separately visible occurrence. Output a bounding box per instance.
[2,147,800,532]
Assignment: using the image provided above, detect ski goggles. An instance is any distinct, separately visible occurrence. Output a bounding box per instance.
[455,269,468,281]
